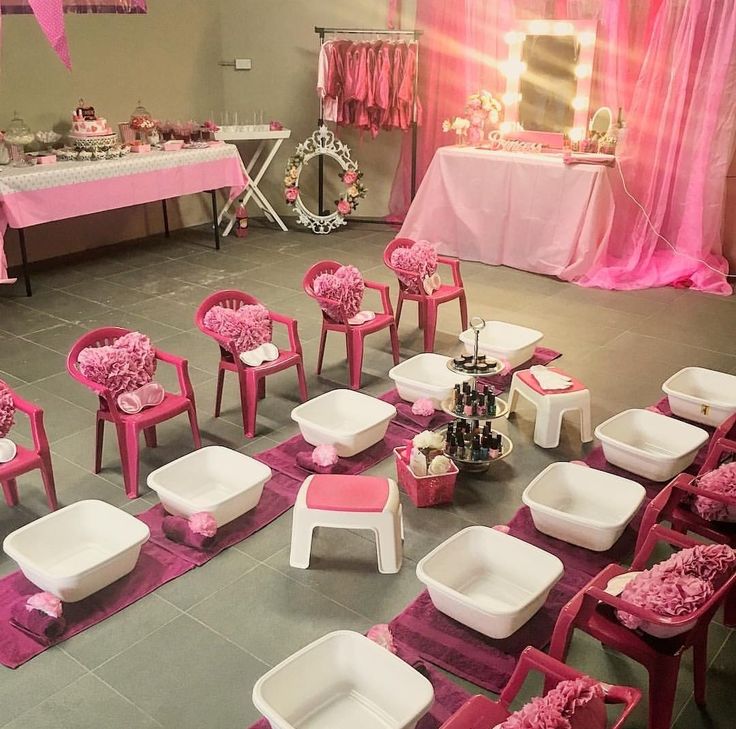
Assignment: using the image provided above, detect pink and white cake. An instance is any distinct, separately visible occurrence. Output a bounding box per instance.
[69,100,118,151]
[71,102,113,138]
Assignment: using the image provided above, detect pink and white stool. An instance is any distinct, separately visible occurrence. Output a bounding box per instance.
[289,474,403,574]
[507,367,592,448]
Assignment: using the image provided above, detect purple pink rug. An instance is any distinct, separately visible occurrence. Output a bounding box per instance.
[245,643,472,729]
[478,346,562,392]
[389,566,590,694]
[137,472,302,567]
[253,422,414,481]
[0,543,193,669]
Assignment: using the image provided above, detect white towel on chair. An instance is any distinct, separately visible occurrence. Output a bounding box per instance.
[530,365,573,391]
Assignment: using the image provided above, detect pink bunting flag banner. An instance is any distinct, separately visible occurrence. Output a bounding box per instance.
[0,0,146,12]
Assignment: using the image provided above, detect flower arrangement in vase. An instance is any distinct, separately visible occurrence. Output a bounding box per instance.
[442,90,503,147]
[407,430,453,477]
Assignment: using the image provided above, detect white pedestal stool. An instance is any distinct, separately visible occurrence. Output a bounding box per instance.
[289,474,403,574]
[507,367,593,448]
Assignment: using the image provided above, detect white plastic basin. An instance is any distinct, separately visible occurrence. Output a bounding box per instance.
[662,367,736,427]
[522,463,646,551]
[3,500,149,602]
[388,353,470,407]
[595,409,709,482]
[291,389,396,458]
[459,321,543,369]
[416,526,563,639]
[147,446,272,527]
[253,630,434,729]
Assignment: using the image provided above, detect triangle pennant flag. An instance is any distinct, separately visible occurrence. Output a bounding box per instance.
[28,0,72,70]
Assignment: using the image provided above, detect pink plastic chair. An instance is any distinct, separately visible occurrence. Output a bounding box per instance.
[195,290,308,438]
[635,413,736,626]
[0,386,57,511]
[383,237,468,352]
[67,327,202,499]
[549,524,736,729]
[303,260,400,390]
[439,646,641,729]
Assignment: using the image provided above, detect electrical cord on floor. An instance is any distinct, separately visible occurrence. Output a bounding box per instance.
[615,157,736,279]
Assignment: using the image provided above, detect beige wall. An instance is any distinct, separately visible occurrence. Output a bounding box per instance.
[0,0,224,267]
[217,0,417,219]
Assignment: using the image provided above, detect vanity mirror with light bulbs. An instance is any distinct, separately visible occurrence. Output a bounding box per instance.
[500,19,597,148]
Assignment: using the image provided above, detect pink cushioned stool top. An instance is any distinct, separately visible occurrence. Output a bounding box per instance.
[517,367,588,395]
[306,475,390,512]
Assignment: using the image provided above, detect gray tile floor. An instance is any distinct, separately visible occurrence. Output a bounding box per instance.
[0,220,734,729]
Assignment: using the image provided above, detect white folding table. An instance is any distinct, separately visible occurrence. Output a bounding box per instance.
[215,126,291,234]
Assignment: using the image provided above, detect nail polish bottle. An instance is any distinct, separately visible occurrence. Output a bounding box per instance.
[486,391,496,417]
[456,431,465,458]
[472,419,481,436]
[479,433,489,459]
[462,381,471,396]
[489,434,500,459]
[445,423,454,443]
[453,384,462,412]
[447,434,457,457]
[471,435,481,461]
[482,422,491,438]
[463,394,473,417]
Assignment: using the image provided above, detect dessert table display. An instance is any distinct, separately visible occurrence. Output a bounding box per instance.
[215,125,292,233]
[0,144,248,295]
[399,146,616,280]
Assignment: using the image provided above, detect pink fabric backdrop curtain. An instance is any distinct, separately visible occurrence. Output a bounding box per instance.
[388,0,644,220]
[578,0,736,294]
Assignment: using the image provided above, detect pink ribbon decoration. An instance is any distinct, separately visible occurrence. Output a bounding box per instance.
[28,0,72,69]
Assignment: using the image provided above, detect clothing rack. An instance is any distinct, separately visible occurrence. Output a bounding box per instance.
[314,26,422,218]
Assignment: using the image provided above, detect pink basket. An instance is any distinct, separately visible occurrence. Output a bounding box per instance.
[394,447,459,507]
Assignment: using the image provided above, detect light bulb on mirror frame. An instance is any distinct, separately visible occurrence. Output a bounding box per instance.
[499,121,516,135]
[553,21,575,35]
[500,60,527,78]
[569,127,586,143]
[574,64,592,79]
[501,91,521,106]
[504,31,524,45]
[571,96,589,111]
[529,20,550,35]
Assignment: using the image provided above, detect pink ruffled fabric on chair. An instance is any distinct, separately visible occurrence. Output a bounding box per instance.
[690,462,736,522]
[0,382,15,439]
[203,303,272,354]
[616,544,736,630]
[313,265,365,322]
[496,675,605,729]
[390,240,438,293]
[77,331,156,399]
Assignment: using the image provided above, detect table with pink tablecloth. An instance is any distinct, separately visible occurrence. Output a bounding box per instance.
[399,146,616,280]
[0,144,248,293]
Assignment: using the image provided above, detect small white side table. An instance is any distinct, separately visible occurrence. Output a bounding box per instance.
[215,126,291,234]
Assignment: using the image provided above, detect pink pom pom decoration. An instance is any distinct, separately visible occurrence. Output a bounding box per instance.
[77,331,157,399]
[189,512,218,538]
[313,265,365,322]
[411,398,435,417]
[26,592,63,618]
[616,544,736,630]
[0,381,15,439]
[691,462,736,521]
[390,240,438,293]
[203,303,272,354]
[366,624,397,654]
[312,444,339,468]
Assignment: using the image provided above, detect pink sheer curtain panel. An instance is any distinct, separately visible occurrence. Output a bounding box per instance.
[579,0,736,294]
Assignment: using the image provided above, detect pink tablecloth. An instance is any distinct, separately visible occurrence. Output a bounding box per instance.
[399,146,616,280]
[0,144,248,284]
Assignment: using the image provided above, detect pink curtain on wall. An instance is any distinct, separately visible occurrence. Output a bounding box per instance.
[388,0,644,220]
[578,0,736,294]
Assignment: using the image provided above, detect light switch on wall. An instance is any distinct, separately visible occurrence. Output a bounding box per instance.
[235,58,252,70]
